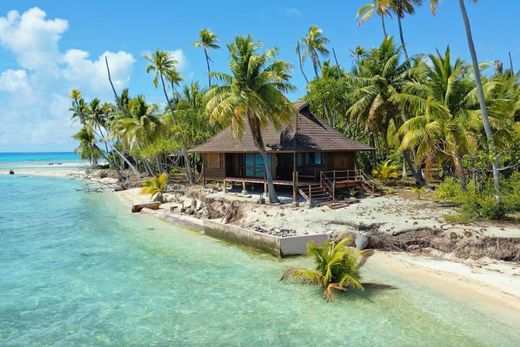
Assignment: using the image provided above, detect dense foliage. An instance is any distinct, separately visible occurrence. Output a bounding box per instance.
[70,0,519,220]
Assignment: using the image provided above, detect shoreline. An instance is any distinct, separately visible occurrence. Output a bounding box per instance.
[112,185,520,328]
[9,169,520,328]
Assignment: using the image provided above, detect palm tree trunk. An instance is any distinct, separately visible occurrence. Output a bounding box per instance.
[381,15,388,38]
[247,115,280,203]
[403,150,425,187]
[259,150,279,203]
[451,151,467,191]
[182,149,194,184]
[397,15,409,60]
[458,0,500,200]
[296,43,310,84]
[112,147,141,179]
[312,56,320,79]
[204,48,212,87]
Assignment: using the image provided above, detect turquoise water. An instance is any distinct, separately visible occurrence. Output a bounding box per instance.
[0,152,85,173]
[1,174,519,346]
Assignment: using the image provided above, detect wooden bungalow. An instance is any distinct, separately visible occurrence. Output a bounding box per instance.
[189,102,374,204]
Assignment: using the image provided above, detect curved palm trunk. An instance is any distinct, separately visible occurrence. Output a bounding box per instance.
[182,149,194,184]
[458,0,500,200]
[397,16,409,60]
[381,15,388,38]
[403,150,425,187]
[451,150,467,191]
[248,116,280,203]
[204,48,212,87]
[296,43,310,84]
[159,73,194,184]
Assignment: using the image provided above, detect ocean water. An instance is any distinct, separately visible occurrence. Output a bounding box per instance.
[0,167,519,345]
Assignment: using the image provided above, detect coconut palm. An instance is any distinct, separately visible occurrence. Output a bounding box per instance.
[429,0,501,199]
[348,37,425,186]
[72,126,102,167]
[145,50,193,182]
[193,29,220,87]
[69,89,88,126]
[281,238,369,301]
[113,96,159,154]
[144,50,179,115]
[205,34,295,203]
[140,173,168,202]
[394,47,478,190]
[388,0,424,59]
[356,0,392,38]
[298,26,330,78]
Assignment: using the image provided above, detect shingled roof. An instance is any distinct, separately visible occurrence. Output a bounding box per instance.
[189,102,373,153]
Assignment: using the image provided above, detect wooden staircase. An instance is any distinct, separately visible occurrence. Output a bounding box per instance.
[298,184,333,204]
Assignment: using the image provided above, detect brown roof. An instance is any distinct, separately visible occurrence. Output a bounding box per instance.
[189,102,373,153]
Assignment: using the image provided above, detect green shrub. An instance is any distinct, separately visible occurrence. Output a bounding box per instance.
[433,177,462,201]
[435,174,520,221]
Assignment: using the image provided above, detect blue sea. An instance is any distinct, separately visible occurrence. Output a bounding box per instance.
[0,153,519,346]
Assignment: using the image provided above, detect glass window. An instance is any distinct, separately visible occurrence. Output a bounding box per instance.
[244,154,270,178]
[297,153,324,166]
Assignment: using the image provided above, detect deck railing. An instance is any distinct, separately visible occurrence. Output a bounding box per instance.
[319,169,373,200]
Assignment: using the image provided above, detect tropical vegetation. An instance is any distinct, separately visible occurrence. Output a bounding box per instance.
[281,238,369,301]
[70,0,520,220]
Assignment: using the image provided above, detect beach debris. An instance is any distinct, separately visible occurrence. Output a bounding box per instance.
[131,202,161,213]
[253,226,297,237]
[355,234,369,250]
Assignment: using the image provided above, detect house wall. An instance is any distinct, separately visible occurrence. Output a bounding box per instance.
[326,152,356,171]
[204,151,356,180]
[203,153,226,178]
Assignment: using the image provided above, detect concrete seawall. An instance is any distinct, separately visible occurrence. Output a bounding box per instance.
[144,209,328,257]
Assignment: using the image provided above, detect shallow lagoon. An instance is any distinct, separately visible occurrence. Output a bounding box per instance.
[1,175,518,346]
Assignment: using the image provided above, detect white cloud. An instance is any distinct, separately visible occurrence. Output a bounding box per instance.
[0,8,136,151]
[170,49,187,71]
[62,49,135,93]
[0,69,29,92]
[284,8,301,17]
[0,7,67,70]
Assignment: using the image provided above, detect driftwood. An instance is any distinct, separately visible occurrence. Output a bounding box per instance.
[132,202,161,213]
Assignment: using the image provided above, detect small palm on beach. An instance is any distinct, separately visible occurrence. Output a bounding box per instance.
[281,238,370,301]
[140,173,168,202]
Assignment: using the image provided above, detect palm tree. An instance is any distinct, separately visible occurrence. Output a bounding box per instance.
[145,50,193,183]
[356,0,392,38]
[113,96,160,176]
[72,126,102,167]
[394,48,478,190]
[388,0,424,60]
[69,89,88,126]
[144,50,179,115]
[348,37,425,186]
[281,238,369,301]
[140,173,168,202]
[205,34,295,203]
[429,0,500,198]
[193,28,220,87]
[298,26,330,79]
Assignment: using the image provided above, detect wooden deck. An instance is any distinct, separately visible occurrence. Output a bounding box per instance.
[205,176,362,188]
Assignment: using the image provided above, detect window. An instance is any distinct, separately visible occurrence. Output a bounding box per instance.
[297,152,324,166]
[244,154,270,178]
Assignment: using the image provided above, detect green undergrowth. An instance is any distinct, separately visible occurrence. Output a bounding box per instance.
[434,173,520,222]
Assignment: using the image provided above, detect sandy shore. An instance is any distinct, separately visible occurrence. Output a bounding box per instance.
[368,251,520,328]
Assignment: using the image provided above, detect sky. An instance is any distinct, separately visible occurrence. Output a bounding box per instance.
[0,0,519,152]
